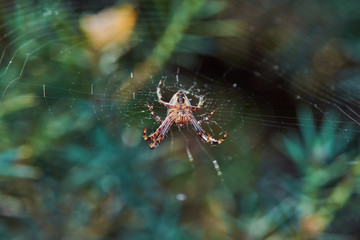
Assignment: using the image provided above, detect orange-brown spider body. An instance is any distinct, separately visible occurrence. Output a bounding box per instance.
[144,80,227,149]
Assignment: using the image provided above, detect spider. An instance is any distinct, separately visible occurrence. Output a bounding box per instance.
[144,80,227,149]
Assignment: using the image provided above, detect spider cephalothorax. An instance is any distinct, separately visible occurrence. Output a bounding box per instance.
[144,80,227,149]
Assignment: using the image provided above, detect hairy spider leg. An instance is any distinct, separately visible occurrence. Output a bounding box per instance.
[182,82,198,97]
[144,113,178,149]
[198,110,215,124]
[189,116,227,145]
[186,81,197,93]
[143,128,152,141]
[156,80,173,108]
[183,81,204,110]
[156,79,163,100]
[191,95,204,111]
[202,131,227,145]
[146,102,163,123]
[143,128,161,149]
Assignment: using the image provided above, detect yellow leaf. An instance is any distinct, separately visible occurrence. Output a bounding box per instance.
[80,5,137,51]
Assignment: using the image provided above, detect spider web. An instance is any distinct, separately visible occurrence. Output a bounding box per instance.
[0,0,359,181]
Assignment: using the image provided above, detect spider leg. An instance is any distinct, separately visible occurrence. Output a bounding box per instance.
[143,128,153,141]
[146,102,163,123]
[191,95,204,111]
[156,79,163,100]
[187,81,197,92]
[189,116,227,145]
[198,110,215,124]
[159,100,173,108]
[201,131,227,145]
[144,114,177,149]
[156,80,173,108]
[144,127,161,149]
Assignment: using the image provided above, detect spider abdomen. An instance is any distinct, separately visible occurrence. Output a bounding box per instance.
[175,113,189,126]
